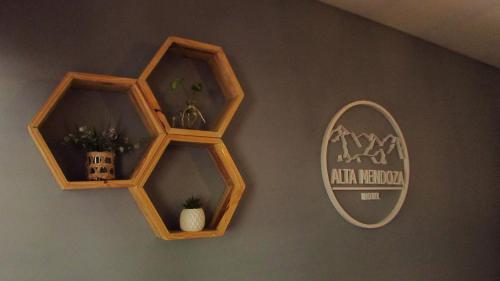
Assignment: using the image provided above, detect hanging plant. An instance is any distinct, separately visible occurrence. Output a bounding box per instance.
[169,78,206,130]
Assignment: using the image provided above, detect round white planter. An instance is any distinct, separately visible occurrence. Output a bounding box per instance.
[180,208,205,232]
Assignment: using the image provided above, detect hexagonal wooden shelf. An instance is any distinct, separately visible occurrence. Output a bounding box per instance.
[138,36,244,138]
[129,134,245,240]
[28,37,245,240]
[28,72,166,190]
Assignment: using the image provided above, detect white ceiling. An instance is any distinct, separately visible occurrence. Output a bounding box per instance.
[320,0,500,69]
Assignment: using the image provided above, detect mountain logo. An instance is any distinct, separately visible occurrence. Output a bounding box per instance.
[328,125,406,165]
[320,100,410,229]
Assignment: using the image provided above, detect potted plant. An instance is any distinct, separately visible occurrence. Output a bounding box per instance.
[169,78,206,130]
[179,196,205,232]
[63,125,139,181]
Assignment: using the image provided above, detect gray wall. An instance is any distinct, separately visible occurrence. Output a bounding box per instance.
[1,0,499,280]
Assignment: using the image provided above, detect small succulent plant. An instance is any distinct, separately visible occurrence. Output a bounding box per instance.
[182,196,202,209]
[169,78,206,129]
[63,125,139,153]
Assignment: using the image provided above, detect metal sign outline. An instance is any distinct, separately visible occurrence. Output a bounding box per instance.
[320,100,410,228]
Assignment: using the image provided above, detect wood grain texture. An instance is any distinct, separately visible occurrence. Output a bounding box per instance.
[28,72,166,190]
[129,186,169,238]
[28,125,68,188]
[29,38,245,240]
[137,36,244,138]
[130,135,245,240]
[30,73,73,127]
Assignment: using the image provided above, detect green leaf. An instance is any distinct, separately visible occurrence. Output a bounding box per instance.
[170,78,184,91]
[191,82,203,92]
[183,196,202,209]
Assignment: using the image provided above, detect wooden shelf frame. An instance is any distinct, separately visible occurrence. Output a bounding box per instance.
[28,72,167,190]
[138,36,245,138]
[28,37,246,240]
[129,135,245,240]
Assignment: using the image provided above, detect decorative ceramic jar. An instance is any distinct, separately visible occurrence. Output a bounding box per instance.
[86,151,115,180]
[180,208,205,232]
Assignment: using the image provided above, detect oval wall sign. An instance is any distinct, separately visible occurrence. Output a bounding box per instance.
[320,100,410,228]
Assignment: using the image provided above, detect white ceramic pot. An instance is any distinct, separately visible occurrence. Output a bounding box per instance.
[180,208,205,232]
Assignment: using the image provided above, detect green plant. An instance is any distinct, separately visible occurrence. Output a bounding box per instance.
[63,125,139,153]
[169,78,206,129]
[182,196,202,209]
